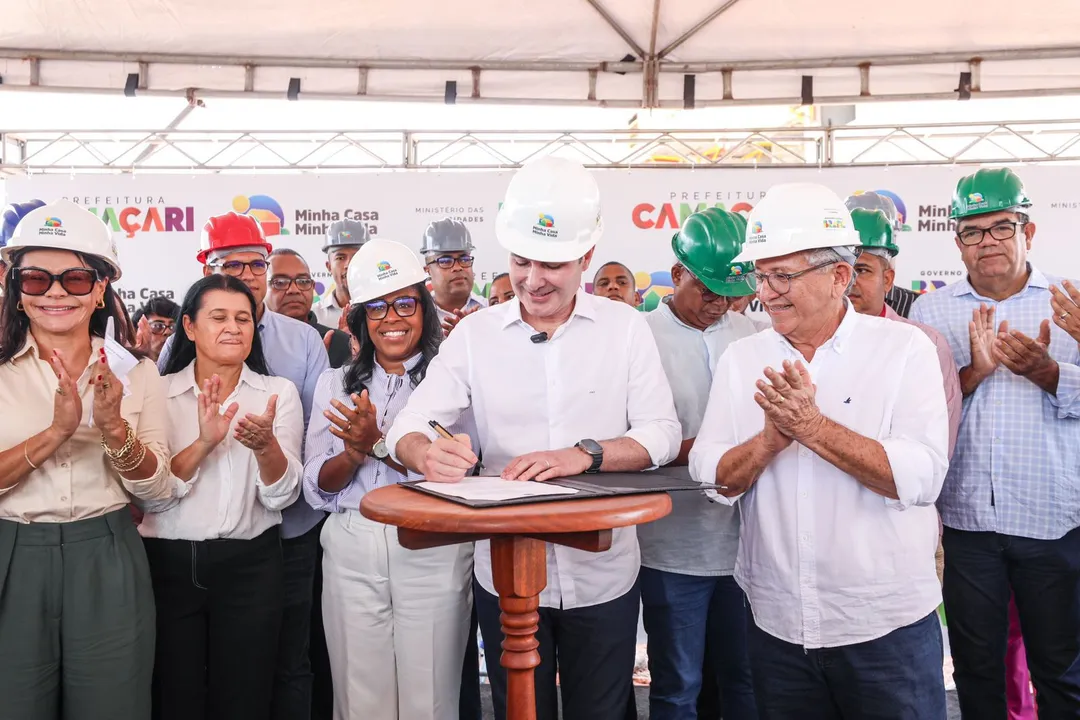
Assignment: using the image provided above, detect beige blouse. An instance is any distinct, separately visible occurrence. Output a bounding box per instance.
[0,335,173,523]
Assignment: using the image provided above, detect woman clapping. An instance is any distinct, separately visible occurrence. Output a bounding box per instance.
[0,200,173,719]
[304,239,475,720]
[140,274,304,720]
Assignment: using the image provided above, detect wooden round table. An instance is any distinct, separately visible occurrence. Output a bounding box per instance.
[360,484,672,720]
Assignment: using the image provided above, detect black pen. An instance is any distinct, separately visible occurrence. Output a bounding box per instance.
[428,420,485,473]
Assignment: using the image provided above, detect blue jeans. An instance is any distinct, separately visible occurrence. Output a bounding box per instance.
[747,612,946,720]
[640,568,757,720]
[943,525,1080,720]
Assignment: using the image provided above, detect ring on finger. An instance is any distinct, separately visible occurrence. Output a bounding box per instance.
[1062,312,1070,320]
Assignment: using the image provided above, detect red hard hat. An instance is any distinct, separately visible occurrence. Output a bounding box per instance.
[197,212,273,265]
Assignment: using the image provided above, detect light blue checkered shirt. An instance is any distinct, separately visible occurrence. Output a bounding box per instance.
[910,266,1080,540]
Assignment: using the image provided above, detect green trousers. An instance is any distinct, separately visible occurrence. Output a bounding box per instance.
[0,508,155,720]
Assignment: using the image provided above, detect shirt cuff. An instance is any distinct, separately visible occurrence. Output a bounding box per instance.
[1050,362,1080,418]
[880,438,941,510]
[690,442,741,506]
[386,412,438,464]
[302,451,347,513]
[624,423,680,468]
[119,444,177,502]
[257,456,301,511]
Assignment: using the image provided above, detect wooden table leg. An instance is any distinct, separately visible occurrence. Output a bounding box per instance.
[489,536,547,720]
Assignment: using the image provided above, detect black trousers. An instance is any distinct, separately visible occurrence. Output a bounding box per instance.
[943,525,1080,719]
[475,577,640,720]
[459,604,483,720]
[144,527,284,720]
[272,522,320,720]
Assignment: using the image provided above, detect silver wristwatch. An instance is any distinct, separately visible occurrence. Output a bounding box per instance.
[369,437,390,460]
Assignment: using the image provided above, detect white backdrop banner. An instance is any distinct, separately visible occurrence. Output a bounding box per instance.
[6,167,1079,317]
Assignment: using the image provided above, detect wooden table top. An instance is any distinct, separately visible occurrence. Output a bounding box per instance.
[360,484,672,535]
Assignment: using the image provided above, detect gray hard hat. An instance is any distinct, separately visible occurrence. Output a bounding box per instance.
[420,218,473,255]
[323,219,371,253]
[844,192,902,232]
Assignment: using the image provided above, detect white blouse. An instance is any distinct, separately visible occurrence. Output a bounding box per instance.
[138,364,303,541]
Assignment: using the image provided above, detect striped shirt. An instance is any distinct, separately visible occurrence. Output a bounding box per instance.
[885,286,918,318]
[910,267,1080,540]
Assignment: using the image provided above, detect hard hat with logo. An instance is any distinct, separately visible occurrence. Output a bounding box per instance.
[672,207,754,297]
[421,218,474,255]
[347,238,429,305]
[1,199,122,280]
[197,212,273,265]
[950,167,1032,220]
[322,218,371,253]
[496,156,603,263]
[844,191,902,232]
[735,183,857,264]
[851,208,899,256]
[1,200,47,249]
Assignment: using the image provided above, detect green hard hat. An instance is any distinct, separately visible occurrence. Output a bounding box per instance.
[850,208,899,256]
[950,168,1032,220]
[671,207,755,297]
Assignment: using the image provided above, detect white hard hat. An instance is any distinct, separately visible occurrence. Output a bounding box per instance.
[1,199,122,280]
[495,156,603,262]
[735,183,857,264]
[347,238,428,305]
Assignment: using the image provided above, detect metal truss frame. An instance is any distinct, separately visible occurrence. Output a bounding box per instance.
[2,40,1080,108]
[4,119,1080,174]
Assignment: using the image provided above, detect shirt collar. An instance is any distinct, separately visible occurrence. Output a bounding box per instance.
[883,303,901,321]
[13,333,106,366]
[954,263,1047,299]
[657,296,727,334]
[500,288,596,330]
[771,298,858,356]
[167,361,269,398]
[318,291,347,310]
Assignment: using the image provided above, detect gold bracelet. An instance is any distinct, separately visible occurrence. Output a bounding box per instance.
[110,442,147,473]
[100,421,136,459]
[23,440,38,470]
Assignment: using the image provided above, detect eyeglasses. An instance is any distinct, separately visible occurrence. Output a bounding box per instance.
[957,221,1025,247]
[426,255,475,270]
[269,276,315,292]
[750,259,838,294]
[213,259,269,277]
[147,320,175,335]
[364,296,419,320]
[682,267,728,305]
[16,267,100,296]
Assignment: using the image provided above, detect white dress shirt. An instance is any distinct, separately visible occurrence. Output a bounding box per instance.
[689,303,949,648]
[314,290,349,328]
[387,290,682,609]
[138,364,304,541]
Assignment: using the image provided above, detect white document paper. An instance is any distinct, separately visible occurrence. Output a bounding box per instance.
[88,317,139,427]
[415,476,579,502]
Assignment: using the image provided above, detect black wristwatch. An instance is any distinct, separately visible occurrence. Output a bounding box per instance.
[575,439,603,474]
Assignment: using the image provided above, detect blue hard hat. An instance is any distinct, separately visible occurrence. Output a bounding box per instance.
[1,200,47,248]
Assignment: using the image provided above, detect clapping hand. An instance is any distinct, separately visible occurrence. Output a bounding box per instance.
[441,306,480,337]
[755,360,823,443]
[236,395,279,452]
[196,375,240,449]
[49,349,82,439]
[324,390,382,464]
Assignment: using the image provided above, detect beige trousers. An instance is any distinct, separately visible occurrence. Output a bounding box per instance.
[321,510,473,720]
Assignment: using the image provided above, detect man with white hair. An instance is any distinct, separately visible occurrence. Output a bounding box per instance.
[387,157,681,720]
[690,183,950,719]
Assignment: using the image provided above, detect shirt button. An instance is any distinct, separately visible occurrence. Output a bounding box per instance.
[801,491,808,498]
[60,496,68,502]
[61,462,69,468]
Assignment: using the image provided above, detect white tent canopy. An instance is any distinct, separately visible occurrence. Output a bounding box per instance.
[2,0,1080,107]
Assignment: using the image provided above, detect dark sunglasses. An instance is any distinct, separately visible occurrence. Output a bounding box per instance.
[213,259,269,277]
[269,276,315,291]
[16,267,100,296]
[426,255,475,270]
[364,296,419,320]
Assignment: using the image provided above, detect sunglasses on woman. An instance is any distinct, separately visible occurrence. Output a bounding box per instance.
[364,297,418,320]
[16,267,100,296]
